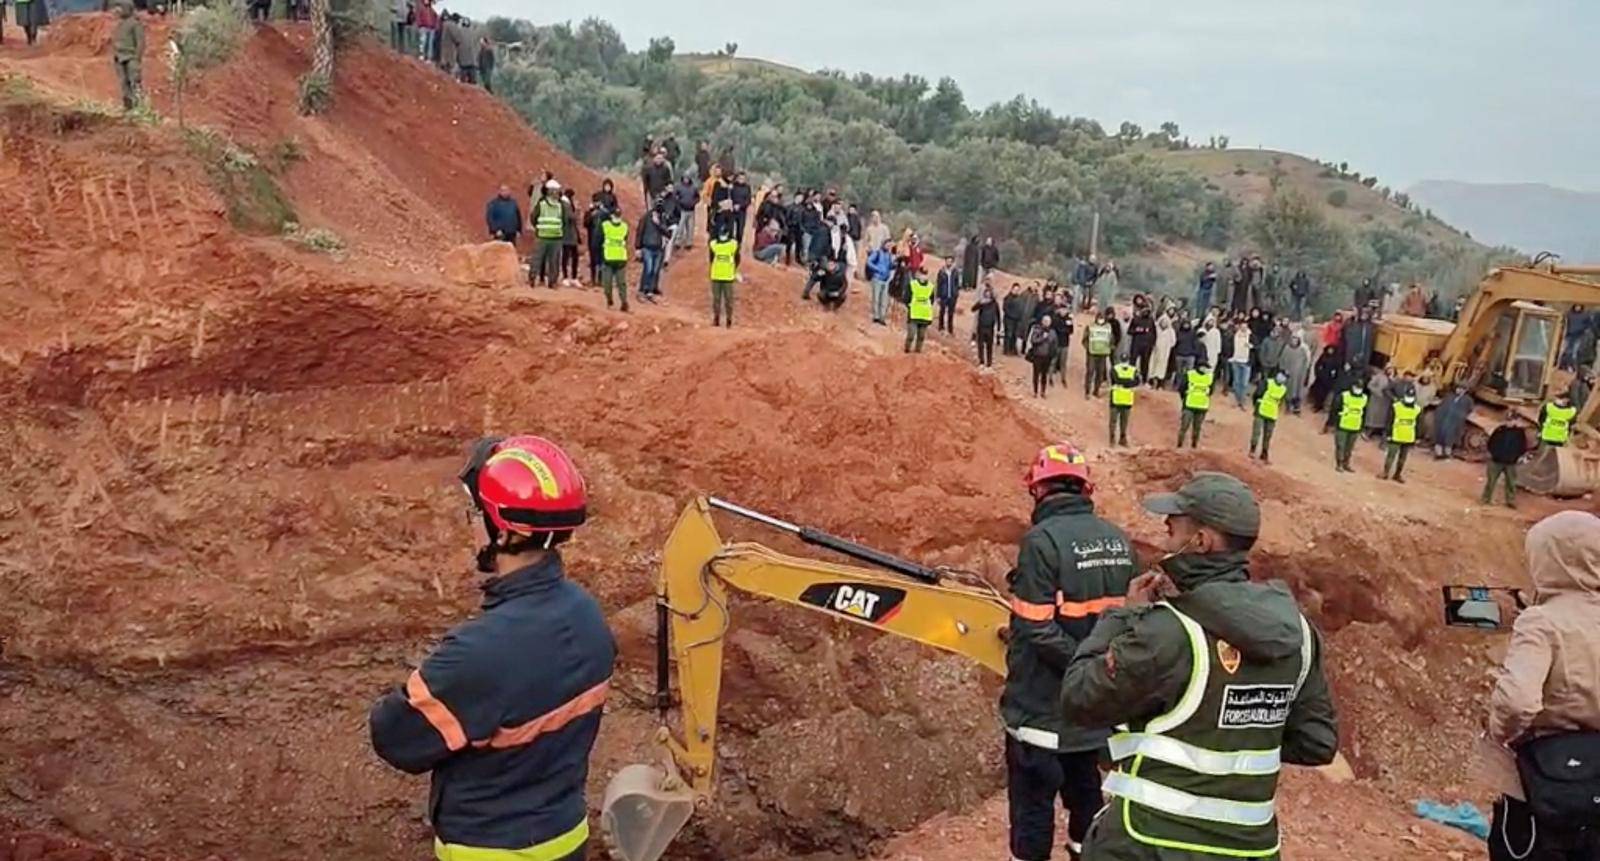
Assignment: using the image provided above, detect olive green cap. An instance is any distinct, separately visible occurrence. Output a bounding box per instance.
[1142,471,1261,538]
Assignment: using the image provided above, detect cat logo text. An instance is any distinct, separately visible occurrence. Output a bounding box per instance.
[797,583,908,625]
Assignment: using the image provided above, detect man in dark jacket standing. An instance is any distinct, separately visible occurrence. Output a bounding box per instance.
[1339,307,1378,371]
[729,171,753,247]
[694,141,712,182]
[1288,270,1311,321]
[1127,306,1157,381]
[1003,285,1026,356]
[641,151,673,205]
[972,284,1000,367]
[634,203,669,302]
[370,436,615,861]
[1063,472,1339,861]
[1482,415,1529,507]
[935,264,960,334]
[673,174,700,251]
[485,184,521,243]
[1005,444,1138,861]
[962,234,982,294]
[980,237,1001,283]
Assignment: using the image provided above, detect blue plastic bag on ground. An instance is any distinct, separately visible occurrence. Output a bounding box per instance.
[1415,798,1490,839]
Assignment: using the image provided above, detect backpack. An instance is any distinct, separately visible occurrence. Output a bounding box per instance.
[1515,731,1600,829]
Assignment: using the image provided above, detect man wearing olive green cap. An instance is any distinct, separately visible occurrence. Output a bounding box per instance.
[1060,472,1339,860]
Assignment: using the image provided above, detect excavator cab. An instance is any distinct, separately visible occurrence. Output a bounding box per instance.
[1476,301,1561,404]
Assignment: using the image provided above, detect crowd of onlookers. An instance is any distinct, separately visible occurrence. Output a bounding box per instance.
[383,0,495,91]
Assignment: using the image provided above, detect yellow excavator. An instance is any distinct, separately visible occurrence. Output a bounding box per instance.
[1374,256,1600,495]
[599,496,1012,861]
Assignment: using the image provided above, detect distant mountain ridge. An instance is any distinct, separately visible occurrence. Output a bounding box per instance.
[1408,180,1600,262]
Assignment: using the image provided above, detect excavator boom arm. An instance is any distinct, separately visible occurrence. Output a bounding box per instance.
[657,497,1009,794]
[602,497,1010,861]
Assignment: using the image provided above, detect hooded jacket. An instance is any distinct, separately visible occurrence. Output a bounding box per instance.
[1060,552,1338,766]
[1280,338,1311,400]
[1002,493,1137,752]
[1481,512,1600,797]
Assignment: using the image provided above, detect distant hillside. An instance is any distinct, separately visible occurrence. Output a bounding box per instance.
[678,53,807,79]
[1408,180,1600,262]
[488,16,1511,303]
[1165,149,1474,248]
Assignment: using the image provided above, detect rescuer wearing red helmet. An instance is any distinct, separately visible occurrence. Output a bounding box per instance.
[1002,443,1138,861]
[369,435,616,861]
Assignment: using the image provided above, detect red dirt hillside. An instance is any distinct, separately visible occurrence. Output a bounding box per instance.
[6,13,639,267]
[0,14,1568,861]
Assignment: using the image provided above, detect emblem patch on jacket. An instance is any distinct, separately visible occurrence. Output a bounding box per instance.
[1217,639,1242,675]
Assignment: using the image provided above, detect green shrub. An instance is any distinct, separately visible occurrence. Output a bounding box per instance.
[184,126,296,233]
[271,136,305,169]
[283,223,346,254]
[169,0,247,125]
[1326,189,1349,208]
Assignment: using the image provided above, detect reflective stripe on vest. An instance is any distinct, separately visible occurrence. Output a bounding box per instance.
[1543,404,1577,444]
[1103,602,1314,858]
[1391,402,1421,444]
[909,280,935,322]
[1088,324,1114,356]
[1006,725,1060,750]
[601,220,629,263]
[1339,392,1367,432]
[710,239,738,282]
[434,818,589,861]
[1104,772,1276,827]
[535,198,564,240]
[1257,379,1286,421]
[1112,364,1138,407]
[1185,370,1213,412]
[1108,733,1282,777]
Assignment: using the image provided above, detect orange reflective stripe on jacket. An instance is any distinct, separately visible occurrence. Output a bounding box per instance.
[1011,595,1057,622]
[407,670,468,752]
[480,679,611,749]
[1057,595,1126,618]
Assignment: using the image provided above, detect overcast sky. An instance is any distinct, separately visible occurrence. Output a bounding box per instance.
[453,0,1598,192]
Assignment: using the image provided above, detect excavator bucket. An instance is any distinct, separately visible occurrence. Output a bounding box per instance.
[600,764,696,861]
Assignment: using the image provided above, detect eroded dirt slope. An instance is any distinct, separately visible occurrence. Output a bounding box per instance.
[0,16,1567,861]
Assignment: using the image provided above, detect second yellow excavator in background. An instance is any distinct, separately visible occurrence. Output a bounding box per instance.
[1375,255,1600,495]
[599,496,1012,861]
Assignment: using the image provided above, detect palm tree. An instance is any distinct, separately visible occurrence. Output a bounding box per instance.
[298,0,333,114]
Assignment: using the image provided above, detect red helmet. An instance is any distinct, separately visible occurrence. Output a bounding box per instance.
[1024,443,1094,496]
[464,435,588,536]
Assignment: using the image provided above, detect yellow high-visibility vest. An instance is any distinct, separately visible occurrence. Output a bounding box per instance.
[1391,401,1421,444]
[1542,403,1577,445]
[1339,391,1367,432]
[709,239,739,282]
[909,280,935,322]
[1111,363,1138,407]
[1088,324,1114,356]
[534,198,565,240]
[1257,379,1287,421]
[1185,369,1213,411]
[601,220,629,263]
